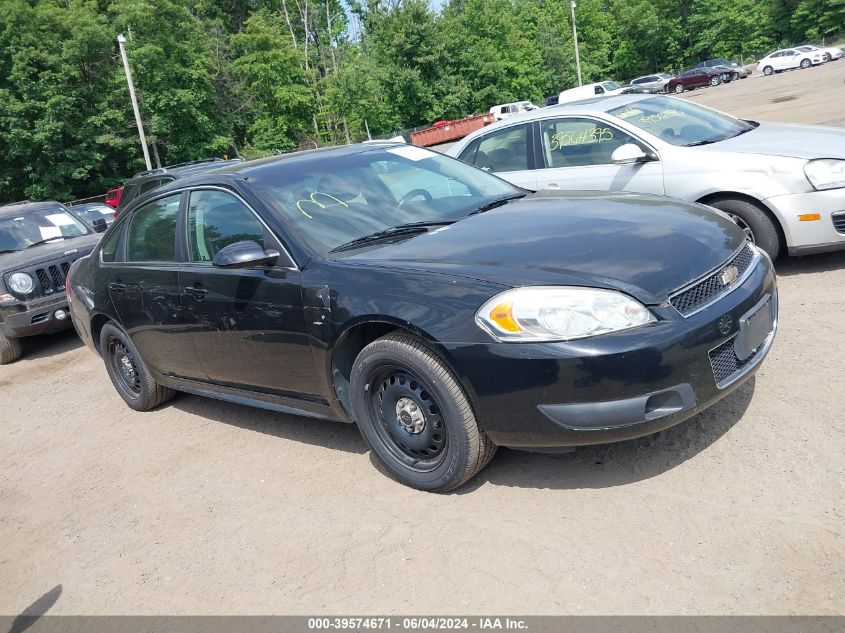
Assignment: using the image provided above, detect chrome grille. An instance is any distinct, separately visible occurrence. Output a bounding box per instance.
[670,244,756,316]
[833,211,845,235]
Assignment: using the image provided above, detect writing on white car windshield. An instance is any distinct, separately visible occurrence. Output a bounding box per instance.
[609,96,757,147]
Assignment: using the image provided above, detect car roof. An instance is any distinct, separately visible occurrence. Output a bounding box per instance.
[130,143,409,196]
[127,158,246,182]
[0,200,67,219]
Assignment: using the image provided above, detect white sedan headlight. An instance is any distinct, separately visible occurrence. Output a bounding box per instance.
[804,159,845,191]
[476,286,655,342]
[8,272,35,295]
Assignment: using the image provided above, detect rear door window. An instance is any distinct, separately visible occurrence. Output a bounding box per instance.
[125,194,181,262]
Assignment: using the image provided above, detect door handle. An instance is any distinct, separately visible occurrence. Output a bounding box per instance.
[109,282,126,294]
[184,285,208,300]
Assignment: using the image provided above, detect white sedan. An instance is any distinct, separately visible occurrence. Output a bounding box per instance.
[796,44,842,62]
[447,94,845,259]
[756,47,822,75]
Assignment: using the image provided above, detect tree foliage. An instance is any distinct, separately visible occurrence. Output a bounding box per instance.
[0,0,842,202]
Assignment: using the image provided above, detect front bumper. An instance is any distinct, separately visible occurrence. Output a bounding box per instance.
[445,252,777,448]
[765,188,845,255]
[0,293,73,339]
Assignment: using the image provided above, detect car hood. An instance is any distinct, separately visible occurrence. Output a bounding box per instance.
[343,191,746,305]
[0,233,100,273]
[699,122,845,159]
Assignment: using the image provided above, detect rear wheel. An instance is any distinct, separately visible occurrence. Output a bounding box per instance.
[350,332,496,492]
[100,322,175,411]
[823,53,831,62]
[0,332,22,365]
[731,72,739,80]
[709,198,781,260]
[800,58,811,69]
[763,65,774,76]
[673,83,684,93]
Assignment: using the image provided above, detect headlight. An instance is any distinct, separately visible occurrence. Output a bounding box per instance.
[8,272,34,295]
[804,159,845,191]
[476,286,655,342]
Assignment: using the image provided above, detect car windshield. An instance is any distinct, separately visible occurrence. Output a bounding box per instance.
[73,204,115,227]
[602,81,622,91]
[0,205,90,252]
[252,145,520,255]
[608,96,757,146]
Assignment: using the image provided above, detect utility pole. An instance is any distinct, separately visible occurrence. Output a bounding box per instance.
[117,34,152,171]
[570,1,582,87]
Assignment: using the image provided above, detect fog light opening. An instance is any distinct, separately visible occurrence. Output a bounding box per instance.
[54,309,68,321]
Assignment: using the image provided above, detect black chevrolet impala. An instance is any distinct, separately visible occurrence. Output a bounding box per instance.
[67,143,778,491]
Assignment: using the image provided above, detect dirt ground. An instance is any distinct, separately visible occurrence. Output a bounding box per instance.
[678,59,845,127]
[2,67,845,617]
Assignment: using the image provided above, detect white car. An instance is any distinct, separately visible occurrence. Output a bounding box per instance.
[447,94,845,259]
[558,81,627,104]
[489,101,539,121]
[629,73,675,92]
[757,48,822,75]
[796,44,842,62]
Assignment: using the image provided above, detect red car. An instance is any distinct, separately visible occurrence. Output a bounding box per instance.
[666,67,724,93]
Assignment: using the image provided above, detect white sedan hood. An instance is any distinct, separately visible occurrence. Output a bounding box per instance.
[699,122,845,160]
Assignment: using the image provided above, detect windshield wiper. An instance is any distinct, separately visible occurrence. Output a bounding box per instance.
[0,248,20,255]
[329,221,454,253]
[467,193,527,216]
[26,236,68,248]
[685,126,753,147]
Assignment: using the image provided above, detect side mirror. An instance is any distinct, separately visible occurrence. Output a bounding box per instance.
[92,218,108,233]
[611,143,650,165]
[212,240,280,269]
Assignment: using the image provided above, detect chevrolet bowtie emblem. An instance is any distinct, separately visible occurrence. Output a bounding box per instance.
[720,265,739,286]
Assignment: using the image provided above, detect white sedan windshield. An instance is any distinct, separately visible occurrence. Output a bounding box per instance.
[609,97,756,146]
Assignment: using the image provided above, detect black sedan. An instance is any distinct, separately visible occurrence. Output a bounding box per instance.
[67,144,778,491]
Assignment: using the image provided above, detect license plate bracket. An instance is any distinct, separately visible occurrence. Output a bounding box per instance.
[733,294,773,361]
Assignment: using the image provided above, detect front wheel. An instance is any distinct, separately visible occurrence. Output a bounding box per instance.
[100,322,175,411]
[731,72,739,81]
[350,333,496,492]
[710,76,721,86]
[800,58,811,68]
[709,198,781,260]
[763,65,774,76]
[0,332,22,365]
[673,83,684,93]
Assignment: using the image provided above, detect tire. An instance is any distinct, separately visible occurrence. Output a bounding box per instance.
[763,65,774,76]
[731,72,739,81]
[0,332,22,365]
[350,332,496,492]
[710,75,721,86]
[100,322,175,411]
[800,58,811,69]
[823,53,831,62]
[673,83,684,94]
[709,198,781,260]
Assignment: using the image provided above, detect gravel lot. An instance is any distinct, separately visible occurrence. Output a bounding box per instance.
[2,67,845,616]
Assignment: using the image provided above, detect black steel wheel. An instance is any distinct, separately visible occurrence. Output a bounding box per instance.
[100,322,175,411]
[350,332,496,492]
[370,368,448,468]
[109,338,142,398]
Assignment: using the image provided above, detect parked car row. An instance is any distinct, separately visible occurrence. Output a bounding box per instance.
[756,43,840,75]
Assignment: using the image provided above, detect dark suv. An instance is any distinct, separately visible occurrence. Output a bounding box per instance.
[0,201,104,363]
[106,158,244,215]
